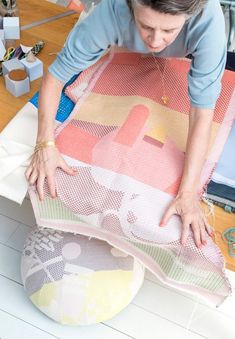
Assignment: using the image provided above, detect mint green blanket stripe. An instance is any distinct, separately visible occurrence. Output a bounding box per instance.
[38,196,81,222]
[127,240,225,293]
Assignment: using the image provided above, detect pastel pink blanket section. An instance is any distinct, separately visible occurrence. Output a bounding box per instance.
[29,51,235,307]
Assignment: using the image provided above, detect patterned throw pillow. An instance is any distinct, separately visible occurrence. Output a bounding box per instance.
[21,226,145,325]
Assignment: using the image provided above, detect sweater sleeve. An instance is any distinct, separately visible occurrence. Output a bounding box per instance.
[48,0,122,83]
[187,0,227,109]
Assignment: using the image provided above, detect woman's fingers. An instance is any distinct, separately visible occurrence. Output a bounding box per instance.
[26,147,76,201]
[28,169,39,185]
[47,171,57,199]
[159,203,175,227]
[37,173,46,201]
[59,157,77,175]
[181,218,190,246]
[25,148,58,199]
[191,221,202,248]
[199,220,207,246]
[161,193,212,249]
[37,170,56,201]
[204,217,213,236]
[25,165,33,180]
[190,213,210,249]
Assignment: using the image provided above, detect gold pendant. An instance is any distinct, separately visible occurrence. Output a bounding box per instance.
[161,95,169,106]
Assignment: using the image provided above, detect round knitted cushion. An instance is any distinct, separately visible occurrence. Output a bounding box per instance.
[21,226,145,325]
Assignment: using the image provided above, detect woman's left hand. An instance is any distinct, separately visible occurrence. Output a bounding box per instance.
[159,191,213,249]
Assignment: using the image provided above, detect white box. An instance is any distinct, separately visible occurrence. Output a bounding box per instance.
[0,29,5,41]
[3,17,20,40]
[5,73,30,97]
[20,56,43,81]
[0,39,6,61]
[2,58,24,76]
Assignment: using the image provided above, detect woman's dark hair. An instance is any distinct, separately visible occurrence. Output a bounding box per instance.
[126,0,208,16]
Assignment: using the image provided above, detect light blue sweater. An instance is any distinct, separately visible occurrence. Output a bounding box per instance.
[49,0,227,109]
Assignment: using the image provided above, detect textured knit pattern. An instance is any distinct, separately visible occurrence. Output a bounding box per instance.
[29,49,235,306]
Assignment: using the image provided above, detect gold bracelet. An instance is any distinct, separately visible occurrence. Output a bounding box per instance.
[34,140,56,153]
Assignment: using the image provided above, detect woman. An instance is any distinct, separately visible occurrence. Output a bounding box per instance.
[25,0,227,249]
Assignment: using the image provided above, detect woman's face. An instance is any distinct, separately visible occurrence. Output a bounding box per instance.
[133,4,187,52]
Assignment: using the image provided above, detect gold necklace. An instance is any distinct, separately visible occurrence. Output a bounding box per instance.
[151,52,169,106]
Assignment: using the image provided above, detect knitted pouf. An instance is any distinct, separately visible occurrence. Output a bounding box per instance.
[21,226,145,325]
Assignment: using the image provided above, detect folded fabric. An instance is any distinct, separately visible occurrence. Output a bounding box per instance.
[212,122,235,187]
[207,180,235,202]
[0,102,37,203]
[29,49,235,306]
[206,194,235,210]
[226,51,235,72]
[30,90,75,123]
[212,172,235,189]
[0,90,76,204]
[207,120,235,210]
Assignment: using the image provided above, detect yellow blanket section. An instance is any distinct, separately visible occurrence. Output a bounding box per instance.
[75,93,220,154]
[30,269,138,325]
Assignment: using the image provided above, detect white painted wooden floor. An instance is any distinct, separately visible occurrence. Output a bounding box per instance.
[0,196,235,339]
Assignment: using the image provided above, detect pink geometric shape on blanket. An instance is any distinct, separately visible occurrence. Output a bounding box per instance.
[143,135,164,148]
[92,105,185,191]
[56,123,99,163]
[114,104,149,146]
[55,105,184,192]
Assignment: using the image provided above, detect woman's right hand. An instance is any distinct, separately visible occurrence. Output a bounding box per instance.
[25,146,77,201]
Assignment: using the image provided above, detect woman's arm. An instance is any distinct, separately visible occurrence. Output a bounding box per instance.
[25,71,76,200]
[37,71,63,142]
[25,1,121,200]
[160,106,214,248]
[178,106,213,193]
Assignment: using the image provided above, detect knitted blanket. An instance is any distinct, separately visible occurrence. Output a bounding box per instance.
[29,49,235,306]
